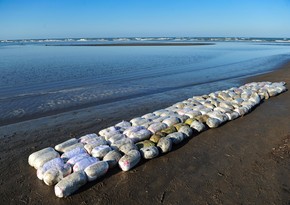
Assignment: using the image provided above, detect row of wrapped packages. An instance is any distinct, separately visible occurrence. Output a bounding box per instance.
[28,81,287,197]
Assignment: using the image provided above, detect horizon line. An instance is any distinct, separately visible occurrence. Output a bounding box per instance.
[1,36,289,41]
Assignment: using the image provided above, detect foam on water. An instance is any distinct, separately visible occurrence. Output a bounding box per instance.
[1,37,290,45]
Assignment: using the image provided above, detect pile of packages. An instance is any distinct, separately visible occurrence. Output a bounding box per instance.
[28,81,287,197]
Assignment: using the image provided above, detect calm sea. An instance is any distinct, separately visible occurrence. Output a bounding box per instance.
[0,37,290,125]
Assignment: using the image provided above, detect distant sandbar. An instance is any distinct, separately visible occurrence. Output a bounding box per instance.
[47,42,215,47]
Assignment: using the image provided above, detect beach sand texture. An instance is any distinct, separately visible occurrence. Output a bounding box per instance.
[0,63,290,204]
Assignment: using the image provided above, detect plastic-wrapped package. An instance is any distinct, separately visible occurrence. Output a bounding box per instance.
[153,109,167,116]
[73,157,99,172]
[130,117,143,124]
[61,147,87,161]
[177,115,190,123]
[225,111,240,121]
[115,120,132,130]
[161,126,177,135]
[249,93,261,105]
[119,150,141,171]
[147,122,167,134]
[173,123,187,131]
[84,138,108,154]
[103,150,122,168]
[152,116,169,123]
[162,117,180,127]
[140,146,159,159]
[137,122,152,129]
[66,153,90,166]
[203,102,215,109]
[123,126,145,137]
[190,120,206,132]
[33,151,60,170]
[103,130,121,141]
[43,164,72,186]
[126,129,152,143]
[234,107,247,116]
[141,113,156,119]
[184,110,202,118]
[28,147,55,167]
[131,118,151,126]
[79,133,98,144]
[207,111,228,123]
[214,107,232,114]
[219,101,234,110]
[184,118,195,126]
[166,132,185,144]
[258,88,269,100]
[62,143,84,153]
[218,92,232,101]
[199,108,212,115]
[108,134,126,145]
[55,138,78,152]
[157,137,172,153]
[110,138,133,150]
[274,84,287,93]
[37,158,64,180]
[54,171,87,198]
[149,133,164,143]
[99,126,117,136]
[85,136,106,144]
[176,108,190,115]
[191,105,205,111]
[135,140,155,149]
[178,126,193,138]
[119,143,138,155]
[91,145,112,158]
[206,117,222,128]
[84,161,109,181]
[99,126,121,140]
[160,110,176,117]
[195,115,210,123]
[241,90,253,99]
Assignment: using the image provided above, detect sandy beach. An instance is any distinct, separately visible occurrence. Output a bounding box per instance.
[0,62,290,204]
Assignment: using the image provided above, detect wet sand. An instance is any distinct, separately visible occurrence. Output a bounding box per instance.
[0,63,290,204]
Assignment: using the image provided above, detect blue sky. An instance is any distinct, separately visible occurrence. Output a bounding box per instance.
[0,0,290,39]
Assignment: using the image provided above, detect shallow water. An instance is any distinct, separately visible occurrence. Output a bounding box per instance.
[0,40,290,125]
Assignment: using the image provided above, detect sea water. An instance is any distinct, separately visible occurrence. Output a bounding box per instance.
[0,38,290,125]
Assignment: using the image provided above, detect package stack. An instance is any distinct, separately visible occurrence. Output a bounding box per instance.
[28,81,287,198]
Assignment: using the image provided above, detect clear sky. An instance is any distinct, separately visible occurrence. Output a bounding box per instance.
[1,0,290,40]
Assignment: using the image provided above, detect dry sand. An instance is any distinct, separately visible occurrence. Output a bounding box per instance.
[0,63,289,205]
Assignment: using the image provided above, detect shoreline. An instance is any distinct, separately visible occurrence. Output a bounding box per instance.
[0,62,290,204]
[0,69,276,127]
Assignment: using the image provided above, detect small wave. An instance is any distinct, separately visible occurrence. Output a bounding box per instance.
[77,38,88,42]
[0,40,14,43]
[189,38,199,41]
[135,37,154,41]
[64,38,74,41]
[275,40,290,43]
[97,38,108,42]
[251,39,263,42]
[113,38,130,41]
[43,39,63,42]
[156,37,171,41]
[9,109,26,117]
[173,38,188,41]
